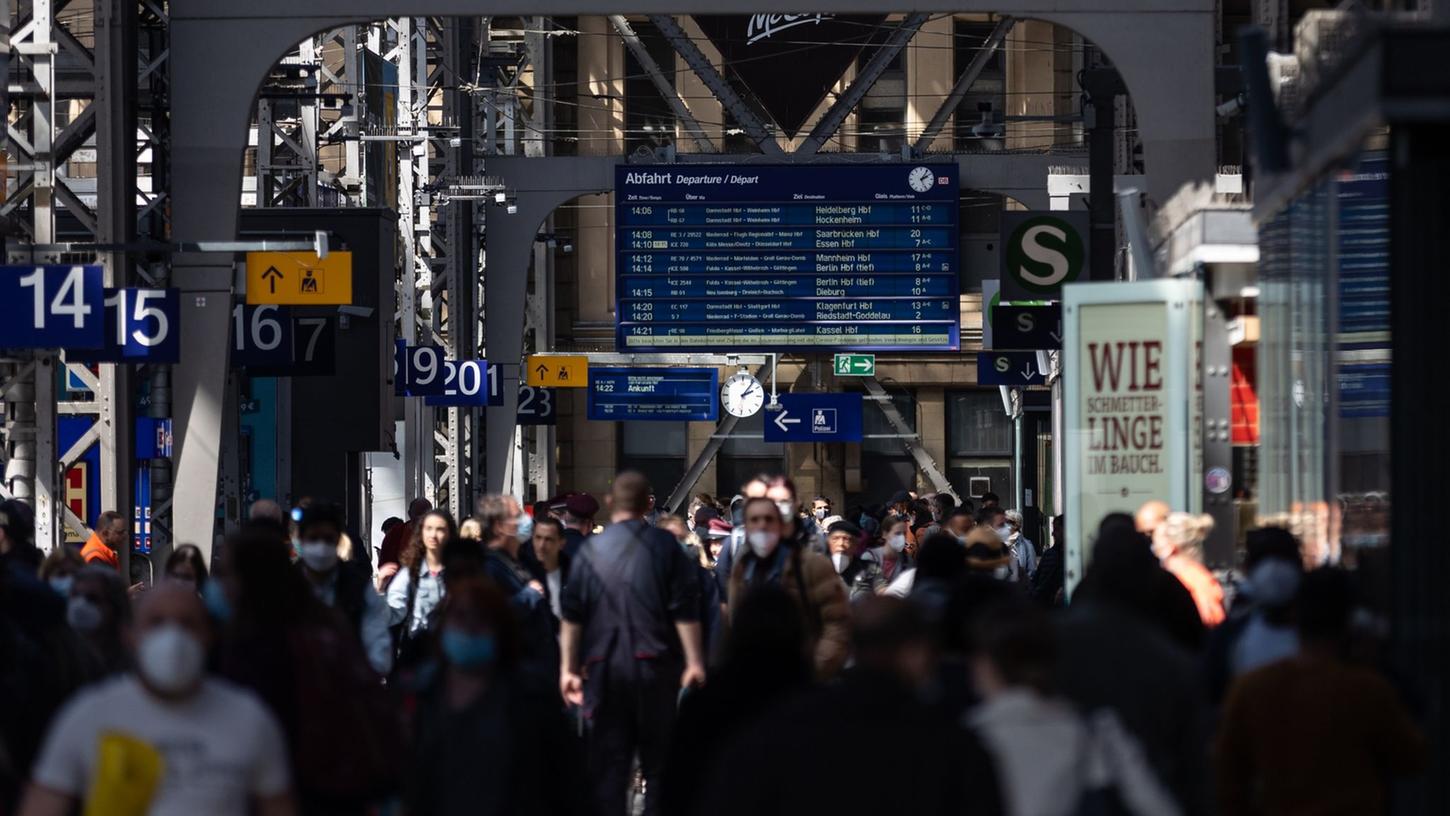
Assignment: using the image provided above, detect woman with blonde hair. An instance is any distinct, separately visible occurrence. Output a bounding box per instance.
[1152,512,1224,626]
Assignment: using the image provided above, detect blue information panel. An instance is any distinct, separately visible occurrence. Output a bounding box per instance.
[588,367,719,421]
[0,265,105,348]
[615,164,960,352]
[68,288,181,364]
[977,351,1045,386]
[763,393,863,442]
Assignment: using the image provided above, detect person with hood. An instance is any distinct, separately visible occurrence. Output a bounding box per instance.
[1152,513,1225,627]
[726,496,850,680]
[1205,527,1304,704]
[294,502,392,676]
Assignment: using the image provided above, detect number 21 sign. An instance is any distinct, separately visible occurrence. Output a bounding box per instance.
[0,266,104,348]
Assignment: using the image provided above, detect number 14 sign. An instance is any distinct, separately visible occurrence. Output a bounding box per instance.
[0,265,104,348]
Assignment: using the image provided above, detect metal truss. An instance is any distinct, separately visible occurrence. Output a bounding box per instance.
[1,0,166,565]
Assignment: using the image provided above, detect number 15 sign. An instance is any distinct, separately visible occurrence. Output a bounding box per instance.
[0,266,104,348]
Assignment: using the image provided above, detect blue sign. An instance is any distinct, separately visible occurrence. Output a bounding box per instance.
[517,385,557,425]
[977,351,1045,386]
[763,392,863,442]
[68,288,181,364]
[615,164,960,352]
[400,344,503,406]
[135,417,173,459]
[588,367,719,421]
[990,303,1062,350]
[0,265,105,348]
[422,361,502,407]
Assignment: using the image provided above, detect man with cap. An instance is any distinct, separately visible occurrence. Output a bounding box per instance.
[964,525,1019,582]
[557,492,598,560]
[826,519,882,602]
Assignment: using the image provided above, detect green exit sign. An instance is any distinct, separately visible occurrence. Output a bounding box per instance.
[834,353,875,377]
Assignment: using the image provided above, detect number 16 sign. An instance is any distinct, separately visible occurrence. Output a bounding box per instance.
[0,265,104,348]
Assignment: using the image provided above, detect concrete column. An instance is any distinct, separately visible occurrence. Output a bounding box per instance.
[907,15,954,152]
[917,388,947,494]
[685,419,718,498]
[1005,19,1057,151]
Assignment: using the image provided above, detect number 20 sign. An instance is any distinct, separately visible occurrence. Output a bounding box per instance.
[0,265,104,348]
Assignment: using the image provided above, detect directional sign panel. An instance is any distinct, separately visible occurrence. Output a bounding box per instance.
[977,351,1046,386]
[833,353,875,377]
[990,303,1063,350]
[424,362,502,407]
[615,164,960,352]
[245,251,354,305]
[527,354,589,388]
[588,367,718,421]
[1000,212,1088,301]
[763,393,863,443]
[0,265,105,348]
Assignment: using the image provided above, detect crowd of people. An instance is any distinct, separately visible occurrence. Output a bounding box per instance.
[0,473,1427,815]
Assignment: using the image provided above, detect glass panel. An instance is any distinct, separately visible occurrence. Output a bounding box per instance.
[862,391,915,456]
[948,390,1012,456]
[621,421,687,457]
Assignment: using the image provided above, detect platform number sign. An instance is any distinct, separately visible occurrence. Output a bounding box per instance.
[517,385,556,425]
[0,265,104,348]
[230,304,335,376]
[68,288,181,363]
[401,344,503,406]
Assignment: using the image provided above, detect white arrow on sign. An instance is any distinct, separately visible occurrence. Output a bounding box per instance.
[1049,329,1062,344]
[1021,364,1037,381]
[773,409,801,433]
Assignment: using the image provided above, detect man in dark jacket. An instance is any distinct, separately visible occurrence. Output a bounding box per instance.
[560,472,705,816]
[294,503,392,676]
[478,495,559,684]
[826,519,882,601]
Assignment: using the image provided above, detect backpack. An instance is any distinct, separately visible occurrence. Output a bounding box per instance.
[288,620,404,802]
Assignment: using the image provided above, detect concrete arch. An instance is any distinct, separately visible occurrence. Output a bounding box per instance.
[168,1,1214,546]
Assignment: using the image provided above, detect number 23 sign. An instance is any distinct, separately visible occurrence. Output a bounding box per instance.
[0,266,104,348]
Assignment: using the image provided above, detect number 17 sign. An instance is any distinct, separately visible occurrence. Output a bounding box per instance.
[0,265,104,348]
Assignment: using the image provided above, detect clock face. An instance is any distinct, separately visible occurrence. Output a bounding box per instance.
[908,166,934,193]
[720,372,764,418]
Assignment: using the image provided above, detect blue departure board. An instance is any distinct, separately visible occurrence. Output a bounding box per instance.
[615,164,960,352]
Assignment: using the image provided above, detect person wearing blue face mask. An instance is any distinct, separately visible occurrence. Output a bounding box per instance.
[406,575,584,816]
[38,547,84,598]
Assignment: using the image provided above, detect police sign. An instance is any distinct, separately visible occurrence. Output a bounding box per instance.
[1000,212,1088,301]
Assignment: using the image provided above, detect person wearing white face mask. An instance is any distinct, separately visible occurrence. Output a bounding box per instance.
[66,565,131,676]
[20,583,296,816]
[863,516,914,593]
[1001,510,1037,581]
[726,497,850,680]
[826,519,882,601]
[294,502,393,676]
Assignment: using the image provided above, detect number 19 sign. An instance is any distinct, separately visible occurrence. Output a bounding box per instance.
[0,265,104,348]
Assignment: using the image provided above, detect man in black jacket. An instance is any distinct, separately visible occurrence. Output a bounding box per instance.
[560,472,705,816]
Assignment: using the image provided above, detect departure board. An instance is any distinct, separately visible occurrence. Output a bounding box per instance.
[615,164,960,352]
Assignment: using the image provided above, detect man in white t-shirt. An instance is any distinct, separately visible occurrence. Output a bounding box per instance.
[18,584,296,816]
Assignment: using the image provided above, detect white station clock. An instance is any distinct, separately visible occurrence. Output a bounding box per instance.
[908,166,935,193]
[720,371,765,418]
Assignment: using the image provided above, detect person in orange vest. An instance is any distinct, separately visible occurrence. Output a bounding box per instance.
[80,511,128,571]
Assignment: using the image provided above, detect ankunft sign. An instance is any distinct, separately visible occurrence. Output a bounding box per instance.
[693,14,886,138]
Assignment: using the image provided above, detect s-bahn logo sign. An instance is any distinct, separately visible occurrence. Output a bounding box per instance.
[1000,211,1089,301]
[693,14,886,137]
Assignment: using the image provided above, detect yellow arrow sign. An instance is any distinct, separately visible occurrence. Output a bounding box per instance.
[526,355,589,388]
[245,251,353,305]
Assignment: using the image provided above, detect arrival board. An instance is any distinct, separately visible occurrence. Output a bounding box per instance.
[615,164,960,352]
